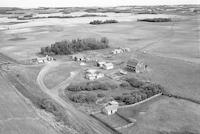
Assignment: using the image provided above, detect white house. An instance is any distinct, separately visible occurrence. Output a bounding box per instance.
[97,61,106,67]
[33,55,53,64]
[112,49,123,54]
[85,69,104,81]
[102,63,114,70]
[102,100,119,115]
[71,54,86,62]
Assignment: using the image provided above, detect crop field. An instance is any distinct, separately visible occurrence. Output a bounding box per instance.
[0,73,59,134]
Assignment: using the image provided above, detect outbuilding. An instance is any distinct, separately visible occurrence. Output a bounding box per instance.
[102,100,119,115]
[127,59,147,73]
[102,63,114,70]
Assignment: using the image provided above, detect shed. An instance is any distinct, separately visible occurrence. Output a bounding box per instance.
[102,100,119,115]
[102,63,114,70]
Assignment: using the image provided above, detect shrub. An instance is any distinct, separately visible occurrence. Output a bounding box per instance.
[37,98,68,122]
[69,93,97,103]
[97,93,105,98]
[120,82,130,88]
[40,37,109,55]
[126,78,145,88]
[141,83,164,94]
[66,81,117,92]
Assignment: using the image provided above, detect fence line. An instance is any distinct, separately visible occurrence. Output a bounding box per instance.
[119,93,162,109]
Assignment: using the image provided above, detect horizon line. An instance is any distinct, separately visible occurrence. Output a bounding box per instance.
[0,4,199,9]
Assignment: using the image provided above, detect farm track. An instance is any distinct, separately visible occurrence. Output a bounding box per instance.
[0,53,113,134]
[37,61,113,134]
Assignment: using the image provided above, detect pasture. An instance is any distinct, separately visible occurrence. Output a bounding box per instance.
[0,73,59,134]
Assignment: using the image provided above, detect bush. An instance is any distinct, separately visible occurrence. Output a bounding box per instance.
[37,98,68,122]
[120,82,130,88]
[66,81,117,92]
[97,93,105,98]
[40,37,109,55]
[69,93,97,103]
[141,83,164,94]
[126,78,145,88]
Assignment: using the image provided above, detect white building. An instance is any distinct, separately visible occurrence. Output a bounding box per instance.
[112,49,123,54]
[97,61,106,67]
[102,63,114,70]
[102,100,119,115]
[112,47,130,54]
[33,55,53,64]
[85,69,104,81]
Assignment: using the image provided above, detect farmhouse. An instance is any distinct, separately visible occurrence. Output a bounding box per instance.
[71,54,87,62]
[102,63,114,70]
[97,61,106,67]
[85,69,104,81]
[32,55,53,64]
[111,47,130,54]
[127,59,147,73]
[112,49,123,54]
[102,100,119,115]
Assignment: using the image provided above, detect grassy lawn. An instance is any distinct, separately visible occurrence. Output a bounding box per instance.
[118,96,200,134]
[0,72,59,134]
[43,62,80,89]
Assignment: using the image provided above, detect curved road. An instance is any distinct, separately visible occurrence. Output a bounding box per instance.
[36,61,111,134]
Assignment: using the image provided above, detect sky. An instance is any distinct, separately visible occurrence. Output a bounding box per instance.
[0,0,199,8]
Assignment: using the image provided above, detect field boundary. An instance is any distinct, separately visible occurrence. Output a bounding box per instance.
[119,93,162,109]
[90,114,122,134]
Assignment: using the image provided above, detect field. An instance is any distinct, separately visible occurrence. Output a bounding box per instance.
[0,5,199,134]
[0,72,60,134]
[118,96,200,134]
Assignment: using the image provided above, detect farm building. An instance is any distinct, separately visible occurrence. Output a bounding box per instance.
[112,47,130,54]
[97,61,106,67]
[112,49,123,54]
[126,59,147,73]
[71,54,88,62]
[102,63,114,70]
[85,69,104,81]
[32,55,53,64]
[102,100,119,115]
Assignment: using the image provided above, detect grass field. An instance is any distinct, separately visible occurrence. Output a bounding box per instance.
[43,62,80,89]
[0,72,60,134]
[118,96,200,134]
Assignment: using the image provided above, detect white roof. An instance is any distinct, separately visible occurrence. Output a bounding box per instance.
[104,63,113,66]
[86,69,97,74]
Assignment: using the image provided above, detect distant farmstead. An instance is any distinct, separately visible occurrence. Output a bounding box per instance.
[127,59,147,73]
[112,47,130,54]
[32,55,54,64]
[71,54,86,62]
[102,100,119,115]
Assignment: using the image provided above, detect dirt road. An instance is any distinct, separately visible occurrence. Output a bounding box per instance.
[37,61,112,134]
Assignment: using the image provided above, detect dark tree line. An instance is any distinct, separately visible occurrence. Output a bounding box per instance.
[137,18,172,22]
[114,78,164,105]
[89,20,118,25]
[66,81,117,92]
[40,37,109,55]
